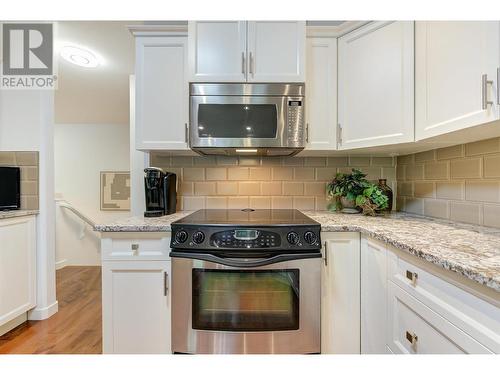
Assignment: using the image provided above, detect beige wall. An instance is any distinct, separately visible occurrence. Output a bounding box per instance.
[397,137,500,228]
[150,154,396,211]
[0,151,39,210]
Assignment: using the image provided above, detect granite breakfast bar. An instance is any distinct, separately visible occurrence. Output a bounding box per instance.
[95,210,500,293]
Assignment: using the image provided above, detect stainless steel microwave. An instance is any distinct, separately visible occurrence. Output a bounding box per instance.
[189,83,305,156]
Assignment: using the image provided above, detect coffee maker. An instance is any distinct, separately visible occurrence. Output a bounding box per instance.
[144,167,177,217]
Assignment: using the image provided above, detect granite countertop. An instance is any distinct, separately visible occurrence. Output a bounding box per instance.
[94,211,193,232]
[0,209,39,219]
[94,210,500,293]
[302,211,500,292]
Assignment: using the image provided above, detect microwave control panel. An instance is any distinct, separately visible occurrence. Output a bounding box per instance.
[287,100,304,144]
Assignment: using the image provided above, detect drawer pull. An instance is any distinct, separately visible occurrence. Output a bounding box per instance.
[406,270,418,286]
[164,271,169,296]
[131,243,139,255]
[405,331,418,350]
[323,241,328,266]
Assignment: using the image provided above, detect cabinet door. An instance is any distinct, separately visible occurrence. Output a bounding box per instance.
[415,21,500,140]
[247,21,305,82]
[360,237,388,354]
[338,21,414,149]
[321,232,360,354]
[0,216,36,326]
[305,37,337,150]
[102,260,171,354]
[135,36,188,150]
[387,282,491,354]
[188,21,247,82]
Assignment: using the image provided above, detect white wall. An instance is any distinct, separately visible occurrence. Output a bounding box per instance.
[0,90,42,151]
[54,123,130,266]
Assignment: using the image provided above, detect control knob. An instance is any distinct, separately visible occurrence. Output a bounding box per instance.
[192,231,205,244]
[304,231,317,244]
[287,231,300,245]
[174,230,188,243]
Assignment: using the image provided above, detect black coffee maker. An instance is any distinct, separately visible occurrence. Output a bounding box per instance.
[144,167,177,217]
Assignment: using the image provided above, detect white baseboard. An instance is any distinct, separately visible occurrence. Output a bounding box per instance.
[0,313,27,336]
[28,300,58,321]
[55,259,67,270]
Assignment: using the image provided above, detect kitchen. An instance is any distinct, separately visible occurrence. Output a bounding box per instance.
[0,1,500,373]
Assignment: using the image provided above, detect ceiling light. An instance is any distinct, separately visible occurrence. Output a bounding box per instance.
[60,45,100,68]
[235,149,258,153]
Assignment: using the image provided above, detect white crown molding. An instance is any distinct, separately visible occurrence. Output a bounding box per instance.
[306,21,370,38]
[129,21,371,39]
[128,24,188,37]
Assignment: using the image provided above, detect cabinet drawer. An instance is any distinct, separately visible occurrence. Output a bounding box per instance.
[388,282,491,354]
[389,253,500,353]
[101,236,171,261]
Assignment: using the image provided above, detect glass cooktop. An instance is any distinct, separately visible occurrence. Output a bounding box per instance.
[173,209,319,226]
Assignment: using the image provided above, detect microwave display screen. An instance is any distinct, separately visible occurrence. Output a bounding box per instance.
[288,101,302,106]
[197,104,277,138]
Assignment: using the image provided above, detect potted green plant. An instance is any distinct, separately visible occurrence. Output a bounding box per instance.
[327,169,389,216]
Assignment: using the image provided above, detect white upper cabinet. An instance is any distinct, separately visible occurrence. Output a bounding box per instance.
[188,21,247,82]
[338,21,415,149]
[135,36,189,150]
[415,21,500,140]
[305,37,337,150]
[247,21,305,82]
[189,21,305,82]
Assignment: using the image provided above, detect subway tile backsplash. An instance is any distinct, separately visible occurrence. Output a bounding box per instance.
[0,151,39,210]
[397,136,500,228]
[150,154,396,211]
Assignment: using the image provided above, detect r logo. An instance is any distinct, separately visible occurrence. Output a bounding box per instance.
[2,23,53,76]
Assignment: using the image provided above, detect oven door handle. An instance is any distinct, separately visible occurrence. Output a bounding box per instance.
[169,251,321,268]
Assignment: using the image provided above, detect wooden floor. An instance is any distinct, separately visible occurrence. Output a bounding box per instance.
[0,266,102,354]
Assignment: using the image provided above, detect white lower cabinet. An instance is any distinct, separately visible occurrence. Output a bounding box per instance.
[0,215,36,330]
[387,281,491,354]
[321,232,360,354]
[360,237,387,354]
[101,235,172,354]
[358,234,500,354]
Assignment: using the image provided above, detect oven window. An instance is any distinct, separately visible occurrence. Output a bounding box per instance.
[192,269,299,331]
[197,104,277,138]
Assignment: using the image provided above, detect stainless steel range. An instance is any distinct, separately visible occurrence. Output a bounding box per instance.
[170,209,321,354]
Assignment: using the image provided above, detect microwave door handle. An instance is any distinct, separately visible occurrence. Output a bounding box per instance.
[169,251,321,268]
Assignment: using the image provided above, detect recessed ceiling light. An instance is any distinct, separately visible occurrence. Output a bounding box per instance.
[60,45,100,68]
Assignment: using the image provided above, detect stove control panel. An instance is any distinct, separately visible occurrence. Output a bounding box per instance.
[170,225,321,251]
[211,229,281,248]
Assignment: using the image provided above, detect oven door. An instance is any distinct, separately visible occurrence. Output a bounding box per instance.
[190,95,303,150]
[171,253,320,354]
